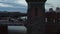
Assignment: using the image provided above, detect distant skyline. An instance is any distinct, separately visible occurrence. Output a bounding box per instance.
[45,0,60,11]
[0,0,60,13]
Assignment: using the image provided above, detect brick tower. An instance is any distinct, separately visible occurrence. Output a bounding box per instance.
[26,0,46,20]
[25,0,47,34]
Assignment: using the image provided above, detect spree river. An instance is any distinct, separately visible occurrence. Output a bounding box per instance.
[8,26,27,34]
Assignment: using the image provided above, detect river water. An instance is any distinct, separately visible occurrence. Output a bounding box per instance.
[8,26,27,34]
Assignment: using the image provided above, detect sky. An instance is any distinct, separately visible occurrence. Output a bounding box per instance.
[45,0,60,11]
[0,0,60,13]
[0,0,27,13]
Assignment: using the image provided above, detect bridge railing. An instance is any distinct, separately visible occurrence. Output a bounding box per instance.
[45,12,60,24]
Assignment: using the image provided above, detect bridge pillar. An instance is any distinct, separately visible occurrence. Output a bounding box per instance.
[25,0,47,34]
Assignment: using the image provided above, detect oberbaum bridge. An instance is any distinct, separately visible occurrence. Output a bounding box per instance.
[0,0,60,34]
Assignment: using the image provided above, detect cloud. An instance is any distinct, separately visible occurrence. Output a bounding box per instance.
[0,3,14,7]
[0,0,16,3]
[15,0,27,6]
[46,0,60,7]
[45,0,60,11]
[0,0,28,13]
[0,0,27,6]
[0,0,27,11]
[0,0,27,7]
[0,2,27,9]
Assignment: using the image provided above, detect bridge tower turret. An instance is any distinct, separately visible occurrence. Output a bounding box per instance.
[25,0,47,34]
[26,0,46,20]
